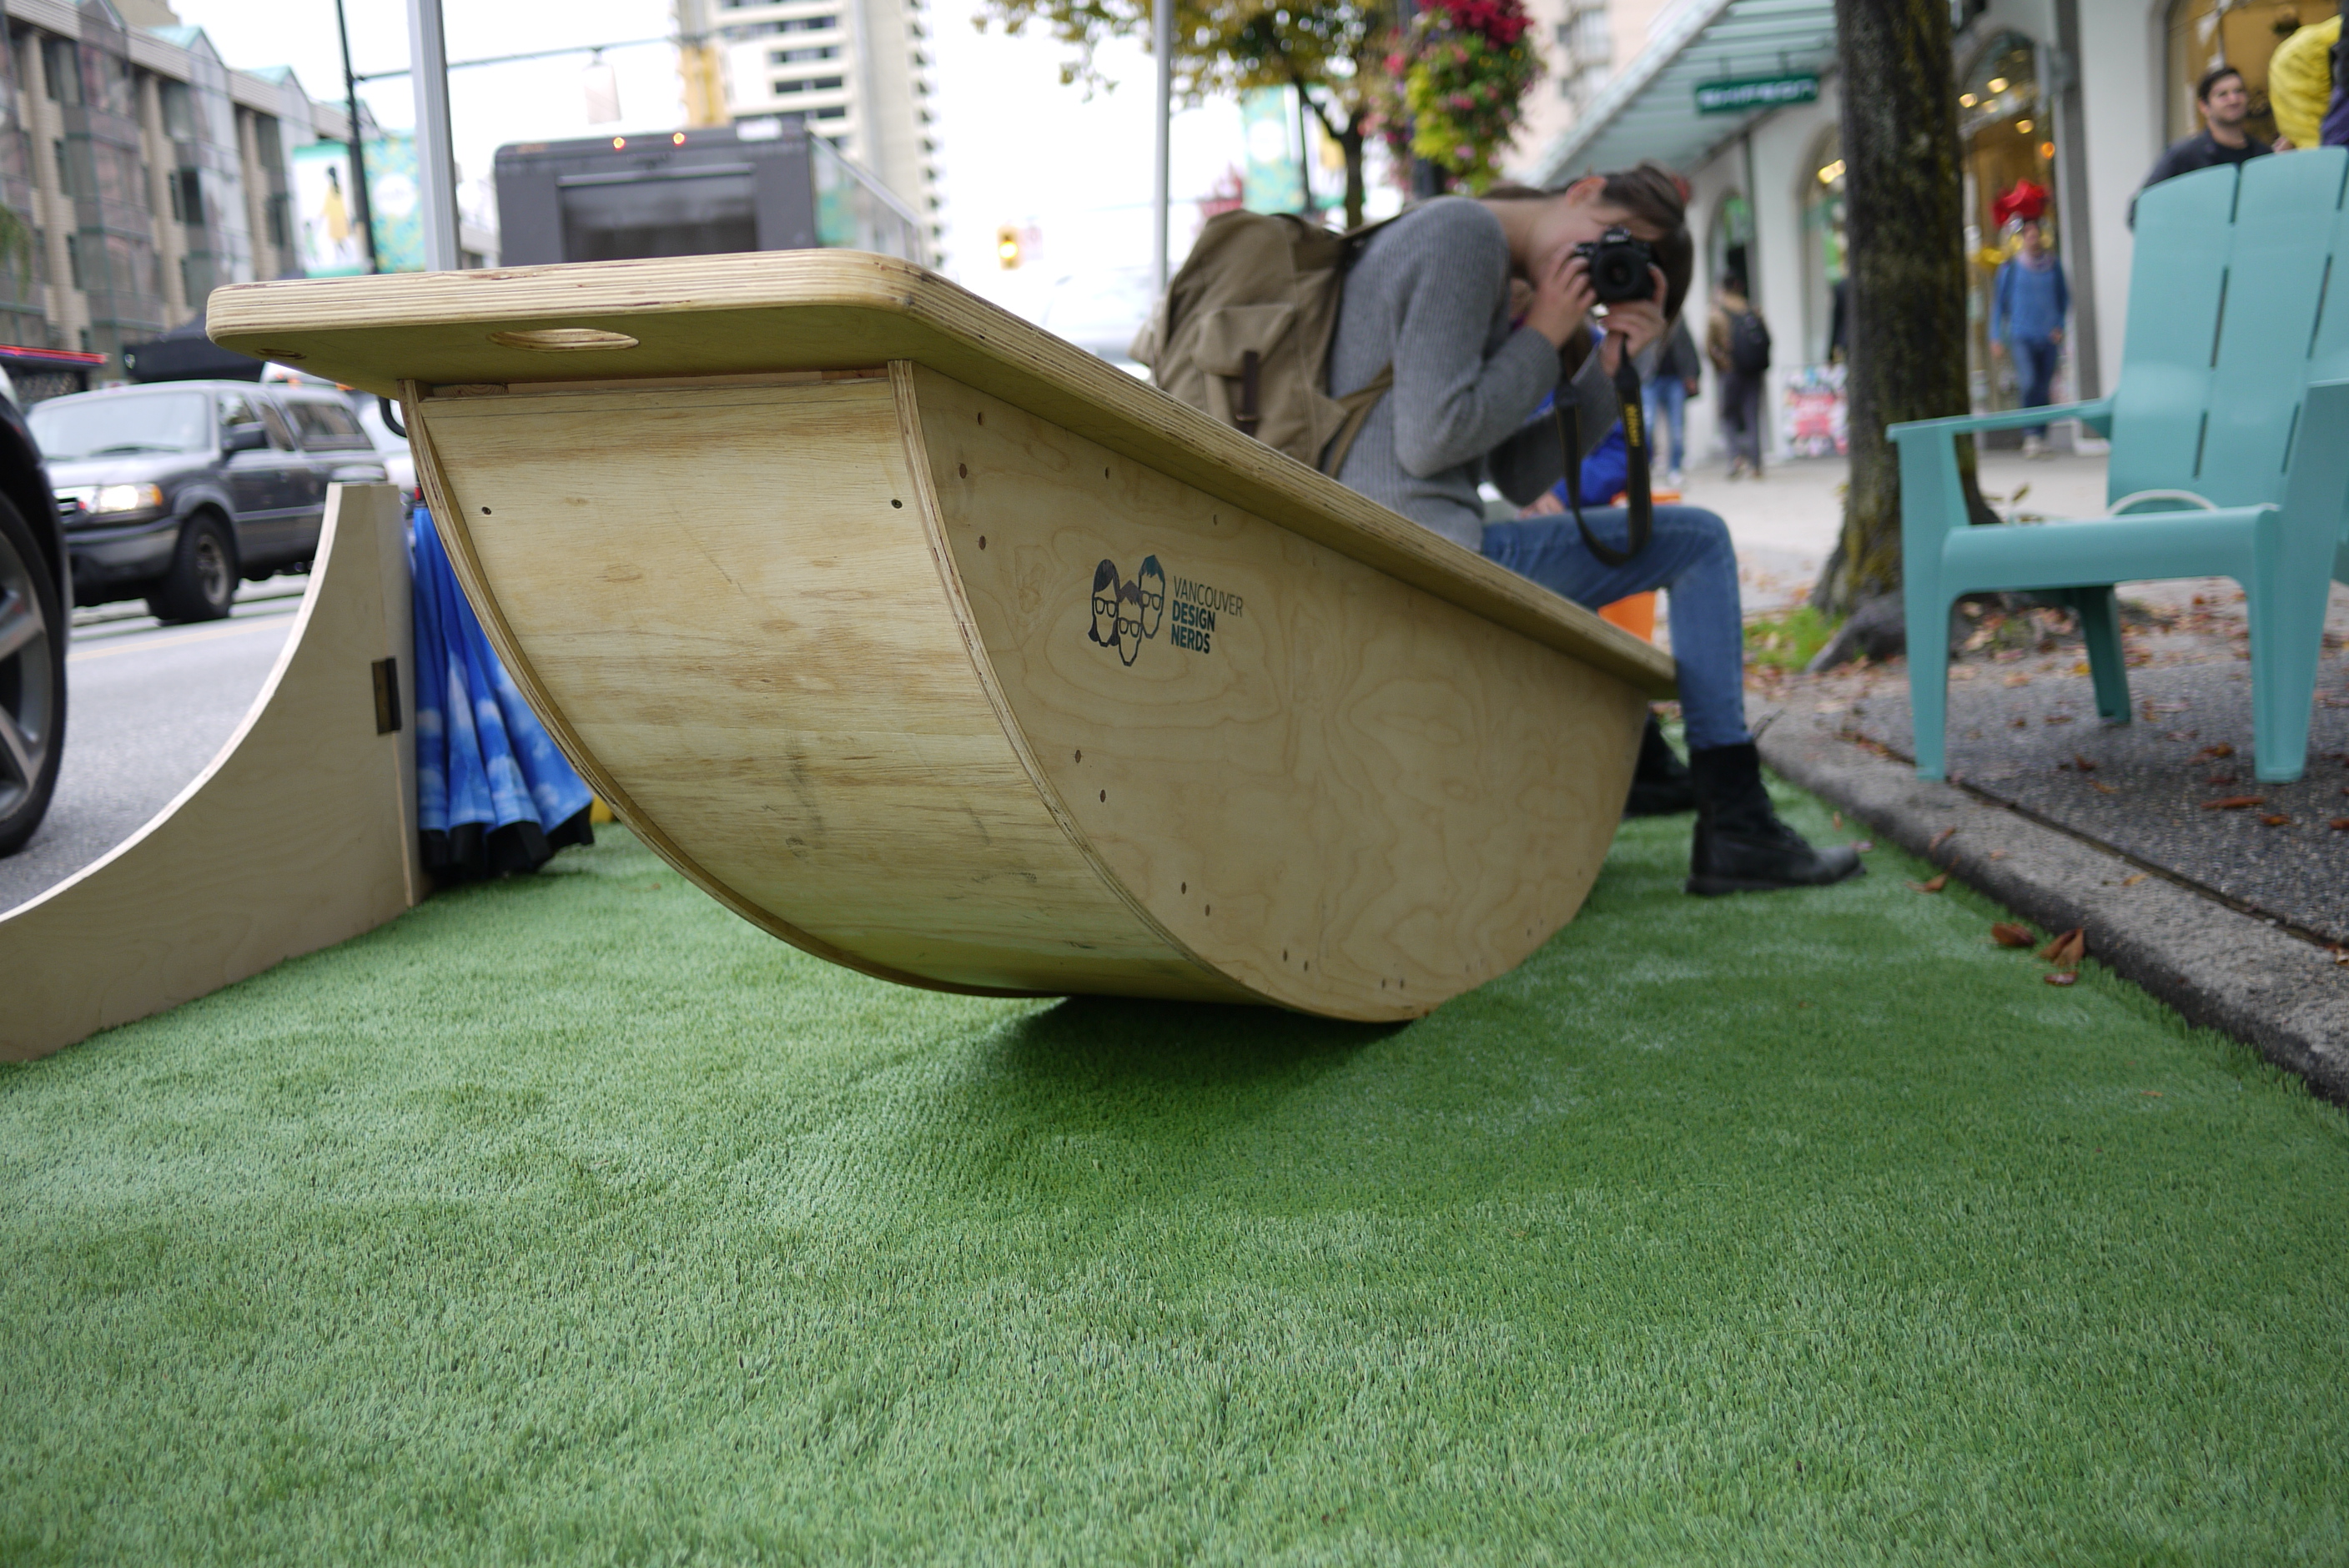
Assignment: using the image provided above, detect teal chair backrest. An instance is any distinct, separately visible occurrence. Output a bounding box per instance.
[2107,150,2348,511]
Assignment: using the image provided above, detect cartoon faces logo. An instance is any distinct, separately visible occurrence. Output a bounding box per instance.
[1087,554,1238,665]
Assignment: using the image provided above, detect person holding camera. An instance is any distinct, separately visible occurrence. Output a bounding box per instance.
[1325,165,1861,896]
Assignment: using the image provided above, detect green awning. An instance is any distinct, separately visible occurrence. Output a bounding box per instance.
[1528,0,1841,184]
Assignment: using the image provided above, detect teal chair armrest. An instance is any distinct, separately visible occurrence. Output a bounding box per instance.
[1888,396,2115,443]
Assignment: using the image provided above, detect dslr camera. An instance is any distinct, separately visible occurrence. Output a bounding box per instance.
[1572,225,1657,304]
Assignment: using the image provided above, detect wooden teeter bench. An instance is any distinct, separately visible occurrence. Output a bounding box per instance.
[208,254,1673,1021]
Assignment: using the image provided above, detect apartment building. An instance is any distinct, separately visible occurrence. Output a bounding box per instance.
[0,0,364,387]
[714,0,940,252]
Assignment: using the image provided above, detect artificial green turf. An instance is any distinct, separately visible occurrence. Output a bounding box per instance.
[3,791,2345,1565]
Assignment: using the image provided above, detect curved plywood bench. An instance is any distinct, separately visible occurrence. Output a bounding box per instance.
[209,254,1672,1021]
[0,485,423,1061]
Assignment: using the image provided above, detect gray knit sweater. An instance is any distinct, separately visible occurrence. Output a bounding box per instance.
[1327,197,1622,551]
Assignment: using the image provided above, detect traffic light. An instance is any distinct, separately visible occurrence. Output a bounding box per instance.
[996,224,1023,269]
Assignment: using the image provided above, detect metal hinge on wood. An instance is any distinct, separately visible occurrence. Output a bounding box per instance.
[372,656,401,735]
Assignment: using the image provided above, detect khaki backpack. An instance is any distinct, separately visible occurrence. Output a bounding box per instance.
[1129,209,1394,476]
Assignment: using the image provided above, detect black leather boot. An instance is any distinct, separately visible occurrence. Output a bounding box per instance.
[1686,742,1864,896]
[1624,714,1698,817]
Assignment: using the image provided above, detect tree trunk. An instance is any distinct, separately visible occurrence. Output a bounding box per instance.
[1340,123,1366,229]
[1815,0,1983,616]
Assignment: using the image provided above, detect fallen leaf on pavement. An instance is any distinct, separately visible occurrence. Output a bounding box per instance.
[2331,818,2349,832]
[2201,796,2265,810]
[1991,922,2035,947]
[2090,781,2119,793]
[2121,873,2147,886]
[2206,775,2239,786]
[2040,927,2086,967]
[1929,826,1957,857]
[2071,661,2090,676]
[2045,972,2079,987]
[2004,674,2032,687]
[1909,874,1949,893]
[2261,813,2291,827]
[2196,742,2235,760]
[1989,849,2008,860]
[2073,753,2097,771]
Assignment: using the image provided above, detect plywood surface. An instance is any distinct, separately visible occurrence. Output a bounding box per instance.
[205,251,1674,699]
[400,368,1647,1018]
[408,374,1256,1004]
[903,366,1647,1014]
[0,485,423,1062]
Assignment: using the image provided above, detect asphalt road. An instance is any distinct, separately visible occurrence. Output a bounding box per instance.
[0,581,304,914]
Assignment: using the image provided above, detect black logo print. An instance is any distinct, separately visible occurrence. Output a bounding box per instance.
[1089,555,1166,666]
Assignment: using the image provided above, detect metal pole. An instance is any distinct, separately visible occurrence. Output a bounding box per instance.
[334,0,378,273]
[405,0,461,271]
[1152,0,1173,294]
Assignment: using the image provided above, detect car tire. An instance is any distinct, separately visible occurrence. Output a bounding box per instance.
[146,512,237,624]
[0,492,67,857]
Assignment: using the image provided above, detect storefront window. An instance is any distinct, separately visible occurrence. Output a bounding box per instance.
[2165,0,2305,145]
[1959,32,2057,425]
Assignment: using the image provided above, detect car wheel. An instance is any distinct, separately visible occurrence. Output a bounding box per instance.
[0,493,66,857]
[146,513,237,624]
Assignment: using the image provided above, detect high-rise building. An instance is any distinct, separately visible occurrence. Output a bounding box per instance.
[0,0,415,389]
[713,0,941,257]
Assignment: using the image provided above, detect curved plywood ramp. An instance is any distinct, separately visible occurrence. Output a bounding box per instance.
[209,255,1674,1021]
[0,485,423,1061]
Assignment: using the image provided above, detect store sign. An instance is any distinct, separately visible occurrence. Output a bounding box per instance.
[1695,73,1821,114]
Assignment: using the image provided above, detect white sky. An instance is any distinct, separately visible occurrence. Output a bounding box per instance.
[164,0,1396,336]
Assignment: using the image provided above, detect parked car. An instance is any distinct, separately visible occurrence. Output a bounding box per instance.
[28,379,387,622]
[0,389,68,856]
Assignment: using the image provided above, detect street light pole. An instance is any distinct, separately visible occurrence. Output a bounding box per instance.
[405,0,460,271]
[1152,0,1172,294]
[333,0,378,273]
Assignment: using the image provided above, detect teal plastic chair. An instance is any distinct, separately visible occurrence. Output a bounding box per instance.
[1891,149,2349,783]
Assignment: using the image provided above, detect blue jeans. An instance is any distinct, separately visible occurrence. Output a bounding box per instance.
[2009,335,2059,436]
[1643,376,1688,472]
[1481,505,1751,751]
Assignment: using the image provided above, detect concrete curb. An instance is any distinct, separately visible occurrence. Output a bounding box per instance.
[1756,704,2349,1099]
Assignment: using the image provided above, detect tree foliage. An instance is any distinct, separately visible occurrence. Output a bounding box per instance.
[977,0,1396,227]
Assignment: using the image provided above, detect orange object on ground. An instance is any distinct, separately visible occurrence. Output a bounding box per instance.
[1599,593,1656,640]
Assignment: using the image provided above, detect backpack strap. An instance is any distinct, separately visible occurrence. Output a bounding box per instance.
[1558,337,1652,568]
[1318,364,1393,476]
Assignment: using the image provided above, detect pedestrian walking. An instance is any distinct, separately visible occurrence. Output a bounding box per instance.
[2131,65,2278,225]
[1991,217,2070,458]
[1644,315,1700,488]
[1705,276,1769,480]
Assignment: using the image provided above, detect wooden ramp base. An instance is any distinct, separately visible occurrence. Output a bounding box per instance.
[0,485,424,1063]
[207,253,1677,1023]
